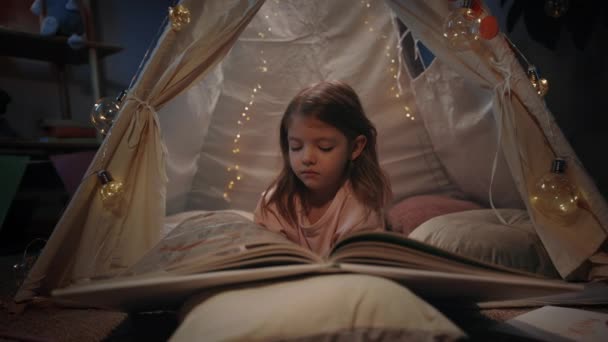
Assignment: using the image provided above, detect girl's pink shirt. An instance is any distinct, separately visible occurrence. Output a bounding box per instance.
[253,181,385,256]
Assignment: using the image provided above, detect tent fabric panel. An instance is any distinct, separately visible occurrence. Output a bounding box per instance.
[69,113,167,279]
[161,65,225,215]
[486,39,607,279]
[15,0,266,302]
[502,89,605,278]
[14,98,167,300]
[184,0,460,214]
[386,0,607,279]
[143,0,266,109]
[411,59,525,209]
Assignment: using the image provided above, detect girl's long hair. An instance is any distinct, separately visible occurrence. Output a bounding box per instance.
[261,80,392,226]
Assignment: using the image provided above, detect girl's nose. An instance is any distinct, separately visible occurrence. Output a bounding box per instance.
[302,147,316,165]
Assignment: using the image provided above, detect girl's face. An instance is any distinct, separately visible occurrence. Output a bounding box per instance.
[286,114,365,201]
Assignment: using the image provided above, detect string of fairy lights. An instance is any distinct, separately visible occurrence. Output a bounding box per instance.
[221,0,417,202]
[222,1,276,202]
[362,0,416,121]
[223,84,262,202]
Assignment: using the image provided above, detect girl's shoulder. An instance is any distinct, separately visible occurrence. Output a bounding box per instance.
[341,180,355,197]
[341,180,376,212]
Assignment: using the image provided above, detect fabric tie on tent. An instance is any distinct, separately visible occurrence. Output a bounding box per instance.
[125,95,159,118]
[487,45,513,226]
[123,94,167,156]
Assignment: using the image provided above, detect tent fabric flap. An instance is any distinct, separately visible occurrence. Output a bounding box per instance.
[386,0,607,279]
[15,0,266,302]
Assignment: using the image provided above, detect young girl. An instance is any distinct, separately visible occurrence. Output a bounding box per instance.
[254,80,392,256]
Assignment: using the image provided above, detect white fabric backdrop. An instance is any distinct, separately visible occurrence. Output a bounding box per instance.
[164,0,470,215]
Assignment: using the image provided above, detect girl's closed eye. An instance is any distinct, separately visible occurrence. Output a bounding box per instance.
[318,145,334,152]
[289,144,302,151]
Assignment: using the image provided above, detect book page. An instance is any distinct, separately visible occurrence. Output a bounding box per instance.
[126,211,319,276]
[492,306,608,342]
[330,231,541,277]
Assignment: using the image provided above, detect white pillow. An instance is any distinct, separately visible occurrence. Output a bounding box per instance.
[170,274,465,341]
[409,209,559,278]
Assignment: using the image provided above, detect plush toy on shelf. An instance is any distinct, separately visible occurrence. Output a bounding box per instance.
[30,0,87,49]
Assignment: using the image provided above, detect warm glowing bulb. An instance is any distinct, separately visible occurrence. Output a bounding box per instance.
[527,66,549,97]
[101,181,124,204]
[91,91,126,136]
[530,158,579,224]
[443,8,480,51]
[537,78,549,97]
[97,170,124,211]
[169,4,191,31]
[443,7,498,51]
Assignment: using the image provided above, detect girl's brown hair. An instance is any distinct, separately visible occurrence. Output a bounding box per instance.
[261,80,392,226]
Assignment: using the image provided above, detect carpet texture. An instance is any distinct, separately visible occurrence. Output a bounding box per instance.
[0,253,177,342]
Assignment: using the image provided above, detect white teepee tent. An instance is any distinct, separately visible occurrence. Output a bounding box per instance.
[15,0,608,302]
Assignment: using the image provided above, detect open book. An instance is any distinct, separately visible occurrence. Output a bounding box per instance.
[52,211,584,311]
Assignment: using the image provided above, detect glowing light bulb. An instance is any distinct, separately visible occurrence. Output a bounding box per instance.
[443,2,498,51]
[537,78,549,97]
[91,91,127,136]
[169,4,191,31]
[443,7,480,51]
[527,66,549,97]
[97,170,125,211]
[530,158,579,224]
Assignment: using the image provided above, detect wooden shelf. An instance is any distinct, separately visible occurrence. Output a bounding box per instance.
[0,28,123,65]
